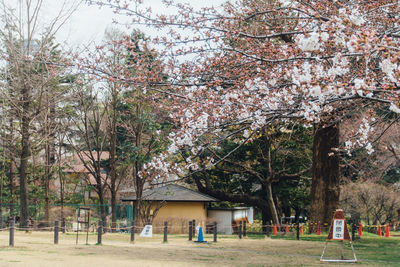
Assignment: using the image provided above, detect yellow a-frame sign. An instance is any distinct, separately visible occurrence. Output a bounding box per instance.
[320,209,357,263]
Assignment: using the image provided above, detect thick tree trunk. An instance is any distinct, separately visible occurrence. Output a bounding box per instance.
[310,123,340,226]
[261,207,272,234]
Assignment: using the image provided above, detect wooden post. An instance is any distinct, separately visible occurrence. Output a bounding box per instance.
[238,221,242,239]
[213,221,217,242]
[188,221,192,241]
[62,218,66,233]
[54,220,59,244]
[163,221,168,243]
[192,219,196,237]
[130,220,135,243]
[9,217,14,247]
[97,221,102,245]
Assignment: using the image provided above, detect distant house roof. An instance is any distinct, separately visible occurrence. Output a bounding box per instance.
[62,151,110,185]
[121,184,218,202]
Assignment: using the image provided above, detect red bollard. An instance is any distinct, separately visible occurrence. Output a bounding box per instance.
[385,224,390,238]
[358,222,363,238]
[316,221,321,235]
[285,222,289,233]
[300,224,304,235]
[273,224,277,236]
[377,225,382,236]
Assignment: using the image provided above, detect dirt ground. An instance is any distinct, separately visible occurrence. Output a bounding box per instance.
[0,231,386,266]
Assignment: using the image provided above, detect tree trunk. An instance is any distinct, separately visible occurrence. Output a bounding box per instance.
[111,189,116,232]
[96,182,107,227]
[44,101,56,224]
[310,123,340,226]
[261,207,272,234]
[265,183,280,226]
[44,143,50,226]
[9,158,15,215]
[19,114,30,228]
[109,98,117,233]
[8,119,15,214]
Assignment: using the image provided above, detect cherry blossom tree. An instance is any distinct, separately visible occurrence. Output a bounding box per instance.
[89,0,400,225]
[76,29,172,226]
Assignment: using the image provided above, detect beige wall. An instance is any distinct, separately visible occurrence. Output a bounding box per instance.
[151,201,208,233]
[155,201,207,221]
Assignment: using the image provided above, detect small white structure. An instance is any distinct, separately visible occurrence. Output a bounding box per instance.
[208,207,254,234]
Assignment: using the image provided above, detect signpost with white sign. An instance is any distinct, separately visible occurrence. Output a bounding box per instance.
[320,209,357,263]
[332,219,345,240]
[140,224,153,237]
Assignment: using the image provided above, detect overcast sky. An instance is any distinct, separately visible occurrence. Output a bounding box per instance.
[44,0,226,49]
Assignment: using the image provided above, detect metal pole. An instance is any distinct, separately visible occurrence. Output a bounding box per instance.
[238,221,242,239]
[97,220,102,245]
[340,240,344,260]
[213,221,217,242]
[243,221,246,237]
[188,221,192,241]
[9,217,14,247]
[192,219,196,237]
[163,221,168,243]
[296,223,300,240]
[54,220,59,244]
[86,212,90,245]
[130,220,135,243]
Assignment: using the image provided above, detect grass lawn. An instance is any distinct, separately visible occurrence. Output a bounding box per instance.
[0,230,397,266]
[262,231,400,265]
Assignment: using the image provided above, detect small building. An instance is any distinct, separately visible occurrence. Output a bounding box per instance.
[121,184,218,233]
[207,207,254,234]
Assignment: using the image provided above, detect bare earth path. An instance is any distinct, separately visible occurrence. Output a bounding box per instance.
[0,231,390,266]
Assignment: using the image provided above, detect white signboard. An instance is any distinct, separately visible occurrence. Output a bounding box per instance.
[332,219,345,240]
[140,224,153,237]
[72,222,82,231]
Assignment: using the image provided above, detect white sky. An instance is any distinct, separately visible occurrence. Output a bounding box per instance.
[46,0,226,49]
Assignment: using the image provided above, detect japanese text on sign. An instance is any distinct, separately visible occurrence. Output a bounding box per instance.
[332,219,345,240]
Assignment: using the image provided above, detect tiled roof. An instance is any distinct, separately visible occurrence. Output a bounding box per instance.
[121,184,218,202]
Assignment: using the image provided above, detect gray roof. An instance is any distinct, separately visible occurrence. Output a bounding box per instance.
[121,184,218,202]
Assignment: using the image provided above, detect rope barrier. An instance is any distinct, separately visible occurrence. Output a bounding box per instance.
[0,220,393,233]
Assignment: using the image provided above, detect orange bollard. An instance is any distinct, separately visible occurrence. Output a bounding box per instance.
[358,222,363,238]
[273,224,277,236]
[316,221,321,235]
[300,224,304,235]
[285,222,289,233]
[377,225,382,236]
[385,224,390,237]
